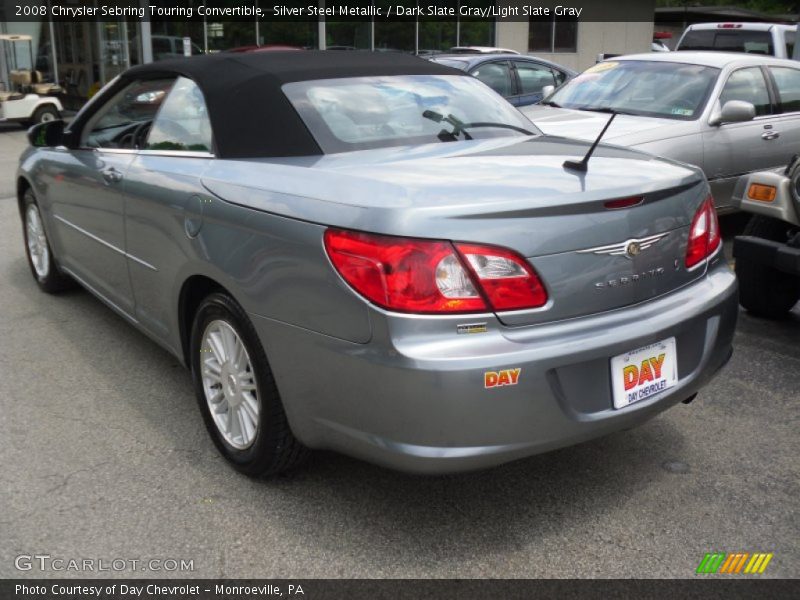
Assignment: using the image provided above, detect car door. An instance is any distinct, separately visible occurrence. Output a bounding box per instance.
[511,60,558,106]
[122,76,215,344]
[46,79,173,314]
[469,61,515,103]
[702,66,782,209]
[766,65,800,168]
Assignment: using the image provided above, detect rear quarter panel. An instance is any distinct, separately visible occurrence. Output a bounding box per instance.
[183,196,372,344]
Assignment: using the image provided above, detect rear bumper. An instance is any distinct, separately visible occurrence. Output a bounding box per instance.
[252,264,738,474]
[734,235,800,276]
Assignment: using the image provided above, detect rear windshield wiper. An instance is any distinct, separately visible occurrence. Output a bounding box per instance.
[461,121,534,135]
[423,110,534,141]
[423,110,473,140]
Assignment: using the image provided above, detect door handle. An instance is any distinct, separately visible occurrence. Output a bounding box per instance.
[761,131,780,140]
[102,167,123,183]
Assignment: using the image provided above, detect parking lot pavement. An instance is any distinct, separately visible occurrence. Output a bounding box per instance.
[0,128,797,579]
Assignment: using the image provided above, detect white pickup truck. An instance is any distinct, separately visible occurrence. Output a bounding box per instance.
[676,22,798,60]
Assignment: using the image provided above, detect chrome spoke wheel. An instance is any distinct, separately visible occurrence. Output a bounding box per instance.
[26,204,50,278]
[201,319,260,450]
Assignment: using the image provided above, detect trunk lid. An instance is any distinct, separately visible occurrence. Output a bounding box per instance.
[202,136,709,326]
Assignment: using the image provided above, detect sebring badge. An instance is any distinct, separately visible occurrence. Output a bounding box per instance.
[594,267,666,289]
[577,232,670,260]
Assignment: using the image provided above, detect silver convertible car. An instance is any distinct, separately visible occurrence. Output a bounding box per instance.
[17,52,737,476]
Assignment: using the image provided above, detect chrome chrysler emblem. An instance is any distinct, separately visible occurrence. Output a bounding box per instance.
[576,232,670,260]
[626,241,641,257]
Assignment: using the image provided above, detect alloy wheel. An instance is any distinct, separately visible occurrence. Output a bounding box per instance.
[200,319,260,449]
[26,204,50,278]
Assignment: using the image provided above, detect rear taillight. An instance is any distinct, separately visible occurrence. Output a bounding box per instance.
[685,195,721,269]
[323,229,548,314]
[455,243,548,311]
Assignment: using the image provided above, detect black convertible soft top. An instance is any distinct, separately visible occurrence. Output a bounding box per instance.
[122,51,464,159]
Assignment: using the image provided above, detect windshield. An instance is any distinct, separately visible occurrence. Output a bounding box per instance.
[548,60,720,120]
[284,75,539,154]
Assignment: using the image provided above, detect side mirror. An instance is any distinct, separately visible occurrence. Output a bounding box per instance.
[709,100,755,126]
[28,120,66,147]
[542,85,555,99]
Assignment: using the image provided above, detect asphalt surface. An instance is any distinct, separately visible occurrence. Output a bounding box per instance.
[0,125,798,579]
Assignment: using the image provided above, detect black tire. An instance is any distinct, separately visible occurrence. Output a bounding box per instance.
[736,215,800,319]
[32,105,59,124]
[190,292,309,477]
[21,189,75,293]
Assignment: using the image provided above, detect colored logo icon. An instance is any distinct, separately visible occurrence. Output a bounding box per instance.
[696,552,773,574]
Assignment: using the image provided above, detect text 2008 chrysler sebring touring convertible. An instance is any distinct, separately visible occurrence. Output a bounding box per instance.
[18,52,737,475]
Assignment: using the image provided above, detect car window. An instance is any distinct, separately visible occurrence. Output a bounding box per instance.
[770,67,800,113]
[145,76,213,153]
[284,75,539,154]
[81,78,174,149]
[679,29,774,55]
[553,69,568,86]
[513,61,556,95]
[470,62,513,96]
[787,30,796,58]
[719,67,772,116]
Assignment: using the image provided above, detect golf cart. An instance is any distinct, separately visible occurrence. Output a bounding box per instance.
[0,34,62,127]
[732,155,800,318]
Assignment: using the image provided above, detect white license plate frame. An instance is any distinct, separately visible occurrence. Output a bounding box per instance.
[610,337,678,409]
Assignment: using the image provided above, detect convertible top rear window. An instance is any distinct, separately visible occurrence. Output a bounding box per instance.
[119,51,467,158]
[284,75,539,153]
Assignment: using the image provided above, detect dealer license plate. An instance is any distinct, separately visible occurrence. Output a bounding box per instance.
[610,337,678,409]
